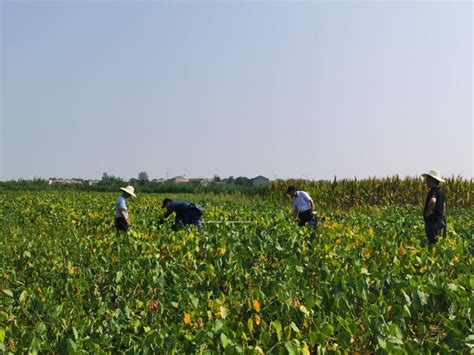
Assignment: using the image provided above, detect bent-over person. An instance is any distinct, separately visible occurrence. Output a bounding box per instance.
[286,185,319,227]
[159,198,204,231]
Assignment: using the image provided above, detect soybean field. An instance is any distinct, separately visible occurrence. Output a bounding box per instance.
[1,191,473,353]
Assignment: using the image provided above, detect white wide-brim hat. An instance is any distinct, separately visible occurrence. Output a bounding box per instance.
[422,170,445,183]
[120,185,136,197]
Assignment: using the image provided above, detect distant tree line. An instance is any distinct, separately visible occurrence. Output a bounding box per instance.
[1,173,471,208]
[0,172,260,194]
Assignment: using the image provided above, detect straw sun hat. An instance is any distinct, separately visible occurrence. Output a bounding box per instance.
[422,170,445,183]
[120,185,136,197]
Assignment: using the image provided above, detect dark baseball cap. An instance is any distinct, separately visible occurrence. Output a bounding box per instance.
[161,198,172,208]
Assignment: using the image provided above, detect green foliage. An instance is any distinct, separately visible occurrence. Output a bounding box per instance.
[265,176,473,208]
[0,191,472,352]
[1,176,471,208]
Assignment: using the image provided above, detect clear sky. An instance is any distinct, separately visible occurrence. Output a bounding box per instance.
[1,0,472,181]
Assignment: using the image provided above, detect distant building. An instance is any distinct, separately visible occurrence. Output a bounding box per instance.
[251,175,270,187]
[48,178,83,185]
[152,178,165,184]
[167,176,189,184]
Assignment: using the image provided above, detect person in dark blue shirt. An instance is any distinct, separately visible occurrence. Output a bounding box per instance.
[159,198,203,230]
[422,170,446,245]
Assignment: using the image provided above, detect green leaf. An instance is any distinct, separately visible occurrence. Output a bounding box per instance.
[447,283,457,291]
[220,333,229,349]
[387,335,404,345]
[309,331,318,348]
[133,320,140,333]
[322,323,334,337]
[0,328,5,342]
[247,318,254,333]
[290,322,300,333]
[377,335,387,349]
[213,320,223,332]
[72,326,78,340]
[404,305,411,317]
[2,289,13,298]
[338,331,351,347]
[115,271,123,283]
[402,290,411,305]
[30,334,42,354]
[36,322,46,334]
[299,305,310,317]
[270,320,282,341]
[19,290,27,303]
[417,290,429,305]
[66,338,77,355]
[390,323,403,339]
[190,295,199,309]
[284,340,299,355]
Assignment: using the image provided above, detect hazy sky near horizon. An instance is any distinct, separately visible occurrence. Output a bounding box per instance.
[1,1,472,181]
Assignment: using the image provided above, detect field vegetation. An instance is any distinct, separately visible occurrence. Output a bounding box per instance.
[1,182,472,353]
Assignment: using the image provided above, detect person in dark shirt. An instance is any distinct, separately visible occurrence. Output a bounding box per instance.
[422,170,446,244]
[159,198,204,230]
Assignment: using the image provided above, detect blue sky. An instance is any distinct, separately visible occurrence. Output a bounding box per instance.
[1,1,472,181]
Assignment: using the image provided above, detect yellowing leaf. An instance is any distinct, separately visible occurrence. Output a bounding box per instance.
[68,266,79,275]
[219,306,228,319]
[183,313,191,325]
[362,248,371,259]
[252,299,260,313]
[398,245,406,256]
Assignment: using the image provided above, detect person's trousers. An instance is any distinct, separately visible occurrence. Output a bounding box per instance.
[425,220,445,244]
[173,215,202,230]
[298,210,317,227]
[115,217,128,231]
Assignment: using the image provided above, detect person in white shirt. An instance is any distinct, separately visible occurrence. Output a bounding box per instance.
[286,185,319,227]
[115,185,136,232]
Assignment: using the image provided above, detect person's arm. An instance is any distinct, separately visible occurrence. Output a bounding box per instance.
[163,206,174,219]
[424,197,437,218]
[293,206,299,219]
[120,209,130,225]
[118,198,130,225]
[159,205,175,224]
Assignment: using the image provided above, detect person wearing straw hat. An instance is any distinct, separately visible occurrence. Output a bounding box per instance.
[115,185,136,232]
[286,185,320,227]
[422,170,446,244]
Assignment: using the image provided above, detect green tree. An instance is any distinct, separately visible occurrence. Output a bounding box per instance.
[138,172,149,186]
[235,176,251,187]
